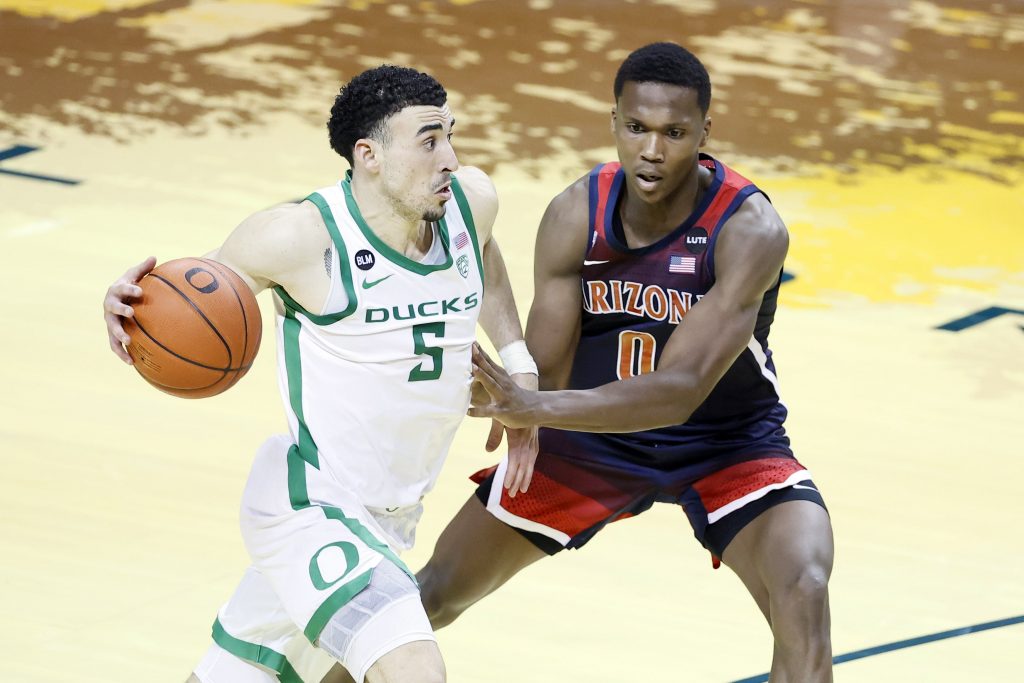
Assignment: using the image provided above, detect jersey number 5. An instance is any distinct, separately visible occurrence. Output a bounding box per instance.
[409,322,445,382]
[617,330,656,379]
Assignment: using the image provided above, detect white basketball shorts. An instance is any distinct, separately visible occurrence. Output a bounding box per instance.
[198,435,435,683]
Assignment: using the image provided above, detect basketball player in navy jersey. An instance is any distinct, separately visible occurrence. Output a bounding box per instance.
[417,43,834,681]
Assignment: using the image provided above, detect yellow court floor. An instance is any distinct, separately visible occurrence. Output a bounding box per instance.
[1,1,1022,682]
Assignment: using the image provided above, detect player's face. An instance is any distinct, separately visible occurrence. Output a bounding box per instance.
[378,104,459,223]
[612,81,710,204]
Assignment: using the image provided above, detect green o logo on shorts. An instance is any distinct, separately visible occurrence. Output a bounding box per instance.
[309,541,360,590]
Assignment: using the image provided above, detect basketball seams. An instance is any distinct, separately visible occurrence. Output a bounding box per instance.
[149,272,235,369]
[131,315,252,373]
[198,258,260,390]
[127,257,262,398]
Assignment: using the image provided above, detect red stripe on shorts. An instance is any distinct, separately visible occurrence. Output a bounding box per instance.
[693,458,805,515]
[498,468,618,538]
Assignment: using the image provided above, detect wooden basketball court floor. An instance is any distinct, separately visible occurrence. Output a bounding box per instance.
[1,1,1021,681]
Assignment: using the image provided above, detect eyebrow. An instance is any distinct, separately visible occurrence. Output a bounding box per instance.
[416,118,456,137]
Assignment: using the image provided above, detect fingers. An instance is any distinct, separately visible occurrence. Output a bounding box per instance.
[126,256,157,282]
[467,404,498,419]
[470,359,504,399]
[104,257,154,365]
[505,449,536,498]
[485,419,504,452]
[472,343,507,381]
[503,426,539,497]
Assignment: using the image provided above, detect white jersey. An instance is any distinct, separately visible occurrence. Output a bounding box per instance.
[272,173,485,512]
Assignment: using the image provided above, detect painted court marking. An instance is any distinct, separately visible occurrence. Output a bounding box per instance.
[936,306,1024,333]
[730,614,1024,683]
[0,145,81,185]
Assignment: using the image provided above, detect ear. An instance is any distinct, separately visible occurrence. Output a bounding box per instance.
[352,138,379,174]
[610,107,617,136]
[699,116,711,148]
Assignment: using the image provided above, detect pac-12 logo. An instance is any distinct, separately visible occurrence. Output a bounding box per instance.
[457,254,470,278]
[685,227,709,254]
[354,249,375,271]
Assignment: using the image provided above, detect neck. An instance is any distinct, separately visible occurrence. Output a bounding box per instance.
[620,164,707,246]
[350,174,433,257]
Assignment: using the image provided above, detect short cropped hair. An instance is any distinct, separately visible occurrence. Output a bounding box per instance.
[613,42,711,114]
[327,65,447,165]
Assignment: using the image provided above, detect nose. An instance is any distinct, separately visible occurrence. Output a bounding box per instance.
[440,136,459,173]
[640,133,664,163]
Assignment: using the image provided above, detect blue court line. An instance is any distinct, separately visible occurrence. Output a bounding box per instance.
[0,145,81,185]
[0,168,81,185]
[936,306,1024,332]
[729,614,1024,683]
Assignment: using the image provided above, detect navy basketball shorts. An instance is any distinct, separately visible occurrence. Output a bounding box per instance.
[472,428,827,563]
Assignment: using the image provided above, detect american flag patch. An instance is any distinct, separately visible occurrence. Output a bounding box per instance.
[454,231,469,250]
[668,255,696,274]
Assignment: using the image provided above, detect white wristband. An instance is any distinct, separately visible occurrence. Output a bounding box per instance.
[497,340,538,376]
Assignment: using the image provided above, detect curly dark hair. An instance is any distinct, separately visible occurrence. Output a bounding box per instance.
[613,42,711,115]
[327,65,447,165]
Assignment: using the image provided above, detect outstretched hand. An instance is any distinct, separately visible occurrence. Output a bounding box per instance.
[482,365,540,497]
[103,256,156,364]
[469,343,539,429]
[471,344,544,493]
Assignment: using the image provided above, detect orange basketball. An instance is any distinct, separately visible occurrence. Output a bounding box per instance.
[123,257,262,398]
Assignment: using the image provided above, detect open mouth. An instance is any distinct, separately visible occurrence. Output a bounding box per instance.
[435,183,452,199]
[635,172,662,190]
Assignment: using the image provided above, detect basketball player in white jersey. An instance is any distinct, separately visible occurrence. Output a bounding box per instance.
[103,66,539,683]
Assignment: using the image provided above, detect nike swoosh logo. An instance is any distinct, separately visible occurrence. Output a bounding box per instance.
[583,259,610,266]
[362,274,393,289]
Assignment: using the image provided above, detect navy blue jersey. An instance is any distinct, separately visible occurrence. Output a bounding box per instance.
[562,154,790,467]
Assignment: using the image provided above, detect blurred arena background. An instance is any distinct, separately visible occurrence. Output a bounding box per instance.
[1,1,1021,680]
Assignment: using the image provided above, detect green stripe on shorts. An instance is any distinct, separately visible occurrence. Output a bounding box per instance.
[212,618,304,683]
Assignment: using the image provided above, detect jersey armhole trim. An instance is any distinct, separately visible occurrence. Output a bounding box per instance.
[273,192,358,325]
[705,186,764,282]
[450,175,486,295]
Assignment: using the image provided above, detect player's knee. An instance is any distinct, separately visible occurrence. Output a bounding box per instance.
[417,657,446,683]
[789,563,830,605]
[417,563,463,629]
[364,642,445,683]
[770,562,830,636]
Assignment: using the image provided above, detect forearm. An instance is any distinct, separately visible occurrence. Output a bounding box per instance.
[529,371,702,432]
[478,240,525,348]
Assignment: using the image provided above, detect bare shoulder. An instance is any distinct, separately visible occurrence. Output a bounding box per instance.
[453,166,498,240]
[550,172,589,215]
[218,201,328,289]
[722,192,788,246]
[453,165,496,200]
[535,172,591,273]
[713,192,789,295]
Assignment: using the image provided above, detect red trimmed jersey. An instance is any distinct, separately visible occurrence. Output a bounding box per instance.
[566,153,789,468]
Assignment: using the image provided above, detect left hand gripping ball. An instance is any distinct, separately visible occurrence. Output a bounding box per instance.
[123,257,262,398]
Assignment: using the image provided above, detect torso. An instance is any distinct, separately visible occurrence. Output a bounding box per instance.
[273,173,486,508]
[565,154,789,464]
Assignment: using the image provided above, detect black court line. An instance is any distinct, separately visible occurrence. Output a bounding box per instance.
[0,145,81,185]
[936,306,1024,332]
[729,614,1024,683]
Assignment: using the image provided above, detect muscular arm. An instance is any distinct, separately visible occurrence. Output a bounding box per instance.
[524,178,589,390]
[472,193,788,432]
[205,201,326,304]
[457,167,528,354]
[457,166,539,493]
[104,202,327,362]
